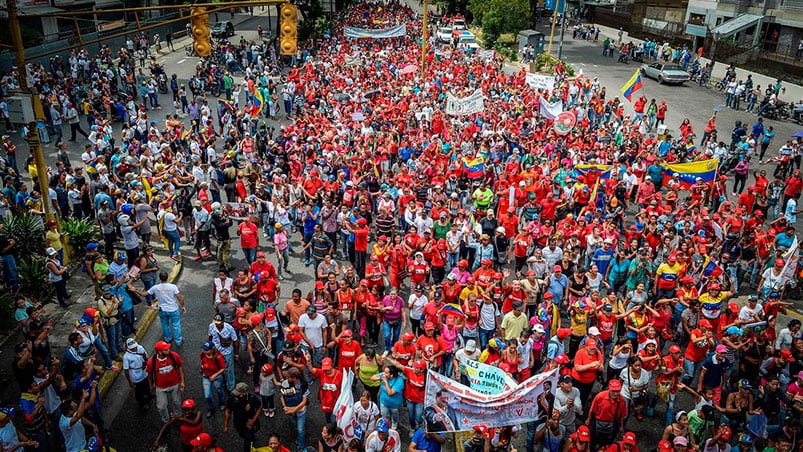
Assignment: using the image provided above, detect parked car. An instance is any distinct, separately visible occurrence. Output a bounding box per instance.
[437,27,453,44]
[211,21,235,38]
[639,62,690,84]
[452,18,466,30]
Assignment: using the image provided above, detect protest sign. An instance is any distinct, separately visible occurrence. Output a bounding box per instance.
[334,370,363,441]
[423,368,558,432]
[456,355,517,394]
[223,202,254,220]
[525,73,556,91]
[344,24,406,39]
[445,89,484,116]
[553,111,576,135]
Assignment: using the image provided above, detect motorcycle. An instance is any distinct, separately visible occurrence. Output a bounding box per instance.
[185,45,195,57]
[157,73,168,94]
[762,102,792,121]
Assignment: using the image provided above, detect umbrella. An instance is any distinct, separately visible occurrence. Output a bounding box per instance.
[793,131,803,138]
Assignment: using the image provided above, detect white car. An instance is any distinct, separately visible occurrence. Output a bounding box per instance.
[452,18,466,30]
[457,32,480,51]
[437,27,453,44]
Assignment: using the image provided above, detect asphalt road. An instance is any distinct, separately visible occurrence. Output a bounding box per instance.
[13,6,799,452]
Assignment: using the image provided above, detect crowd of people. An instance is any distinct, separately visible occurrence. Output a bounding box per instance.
[2,0,803,452]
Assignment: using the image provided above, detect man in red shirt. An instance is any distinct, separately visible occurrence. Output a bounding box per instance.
[392,332,417,366]
[250,252,277,281]
[334,329,362,371]
[585,379,627,450]
[682,319,715,385]
[305,356,342,424]
[237,216,259,265]
[416,322,447,368]
[200,340,227,412]
[348,218,370,278]
[148,340,186,423]
[605,431,639,452]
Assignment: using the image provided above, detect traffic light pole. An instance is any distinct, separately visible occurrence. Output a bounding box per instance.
[7,0,55,225]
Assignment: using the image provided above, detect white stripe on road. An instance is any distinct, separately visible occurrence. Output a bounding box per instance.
[177,59,186,65]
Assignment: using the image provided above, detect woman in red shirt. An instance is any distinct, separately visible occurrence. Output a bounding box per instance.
[570,338,604,402]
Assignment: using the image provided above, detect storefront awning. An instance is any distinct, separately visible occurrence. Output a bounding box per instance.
[711,13,763,39]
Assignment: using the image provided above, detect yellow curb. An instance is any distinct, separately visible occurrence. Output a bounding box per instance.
[97,259,183,399]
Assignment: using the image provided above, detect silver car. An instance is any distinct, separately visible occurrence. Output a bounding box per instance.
[639,63,689,85]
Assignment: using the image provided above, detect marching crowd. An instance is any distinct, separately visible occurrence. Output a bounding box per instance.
[2,1,803,452]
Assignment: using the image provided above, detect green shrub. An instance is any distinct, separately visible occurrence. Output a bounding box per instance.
[18,259,53,304]
[0,293,17,331]
[61,218,100,262]
[0,215,45,263]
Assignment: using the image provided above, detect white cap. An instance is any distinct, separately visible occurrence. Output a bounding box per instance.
[465,339,477,353]
[588,326,600,336]
[533,324,545,334]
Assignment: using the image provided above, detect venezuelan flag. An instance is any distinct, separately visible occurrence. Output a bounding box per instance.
[441,303,467,319]
[462,156,484,179]
[252,89,264,116]
[141,175,153,202]
[663,158,719,189]
[573,164,612,180]
[702,258,723,278]
[620,70,643,102]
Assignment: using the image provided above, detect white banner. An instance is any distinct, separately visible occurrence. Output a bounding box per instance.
[539,99,564,120]
[423,368,558,432]
[479,49,495,61]
[445,89,484,116]
[344,24,406,39]
[333,370,362,441]
[456,355,518,394]
[525,73,556,91]
[780,236,799,288]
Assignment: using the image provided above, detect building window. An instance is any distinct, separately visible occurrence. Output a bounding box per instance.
[689,13,706,25]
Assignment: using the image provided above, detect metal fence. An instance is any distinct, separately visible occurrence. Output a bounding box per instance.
[0,11,186,72]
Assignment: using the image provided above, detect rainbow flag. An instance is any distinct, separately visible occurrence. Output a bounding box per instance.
[620,70,643,102]
[462,156,484,179]
[663,158,718,189]
[442,303,467,319]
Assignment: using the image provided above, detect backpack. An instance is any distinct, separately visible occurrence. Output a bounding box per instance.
[215,167,225,185]
[150,351,179,380]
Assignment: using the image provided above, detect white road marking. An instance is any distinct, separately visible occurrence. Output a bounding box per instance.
[177,59,186,65]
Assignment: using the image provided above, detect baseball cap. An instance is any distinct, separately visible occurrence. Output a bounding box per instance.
[623,432,637,446]
[659,441,673,452]
[190,433,213,447]
[322,357,333,370]
[577,425,591,441]
[669,345,681,354]
[588,326,600,336]
[608,379,622,391]
[553,265,562,272]
[557,328,572,340]
[213,313,224,324]
[231,382,249,396]
[720,426,732,440]
[307,306,317,315]
[738,379,752,389]
[673,437,688,447]
[182,399,196,409]
[155,340,171,351]
[202,341,215,351]
[698,319,712,329]
[465,339,477,353]
[413,359,428,370]
[585,338,598,348]
[250,313,265,325]
[533,324,545,334]
[726,326,743,336]
[424,322,436,331]
[126,338,139,350]
[375,418,389,433]
[473,424,489,435]
[559,374,573,384]
[715,344,728,353]
[781,349,796,362]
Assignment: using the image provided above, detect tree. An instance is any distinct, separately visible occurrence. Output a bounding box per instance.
[468,0,529,47]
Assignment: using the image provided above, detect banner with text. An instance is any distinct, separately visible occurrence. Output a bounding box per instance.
[344,24,406,39]
[456,355,518,394]
[525,73,556,92]
[423,368,558,431]
[445,89,485,116]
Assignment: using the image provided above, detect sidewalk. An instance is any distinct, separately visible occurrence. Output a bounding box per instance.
[592,23,803,102]
[0,249,181,405]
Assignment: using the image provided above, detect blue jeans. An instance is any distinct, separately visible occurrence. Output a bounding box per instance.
[243,247,256,265]
[94,336,113,369]
[303,233,313,262]
[104,322,122,358]
[142,278,156,306]
[479,328,496,351]
[0,254,19,291]
[120,309,135,338]
[380,404,401,429]
[293,410,307,451]
[440,352,454,378]
[164,229,180,256]
[222,352,235,391]
[682,358,703,385]
[408,401,424,429]
[202,375,226,410]
[158,309,183,345]
[382,321,401,353]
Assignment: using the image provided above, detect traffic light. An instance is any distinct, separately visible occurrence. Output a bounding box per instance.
[280,3,298,56]
[190,6,211,57]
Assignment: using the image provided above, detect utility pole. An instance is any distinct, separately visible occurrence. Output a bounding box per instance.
[7,0,55,224]
[558,3,567,60]
[421,0,429,77]
[546,1,559,56]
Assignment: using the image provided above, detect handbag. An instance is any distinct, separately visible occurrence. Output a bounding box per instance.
[656,381,672,403]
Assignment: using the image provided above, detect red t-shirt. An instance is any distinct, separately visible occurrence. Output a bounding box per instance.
[200,351,226,378]
[148,352,184,388]
[596,313,616,341]
[313,368,342,413]
[684,328,709,362]
[354,227,369,252]
[392,341,417,366]
[416,335,446,367]
[238,222,259,248]
[402,367,426,403]
[337,339,362,370]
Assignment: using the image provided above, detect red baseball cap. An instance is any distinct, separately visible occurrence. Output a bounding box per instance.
[781,349,796,362]
[557,328,572,340]
[698,319,712,329]
[315,280,325,289]
[608,379,622,391]
[577,425,591,441]
[623,432,637,446]
[473,424,488,435]
[155,340,171,351]
[322,357,333,370]
[190,433,213,447]
[659,440,673,452]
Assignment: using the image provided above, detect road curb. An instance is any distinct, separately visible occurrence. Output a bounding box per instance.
[97,259,183,399]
